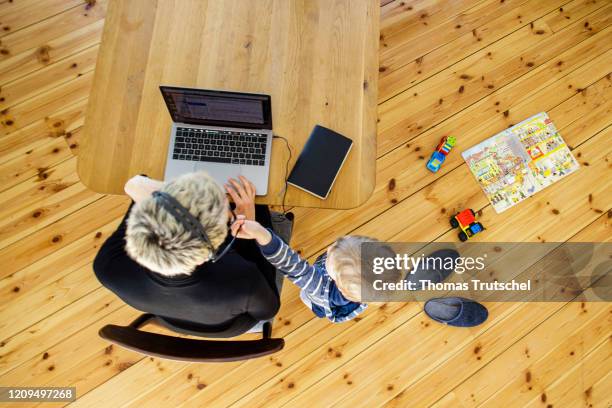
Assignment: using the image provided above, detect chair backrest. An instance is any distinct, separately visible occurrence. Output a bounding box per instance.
[99,323,284,362]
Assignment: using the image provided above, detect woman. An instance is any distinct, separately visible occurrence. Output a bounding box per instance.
[93,172,280,333]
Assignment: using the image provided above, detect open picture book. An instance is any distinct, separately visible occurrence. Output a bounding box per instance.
[462,112,580,213]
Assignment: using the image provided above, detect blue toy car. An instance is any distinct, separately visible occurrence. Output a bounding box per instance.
[426,136,456,173]
[426,151,446,172]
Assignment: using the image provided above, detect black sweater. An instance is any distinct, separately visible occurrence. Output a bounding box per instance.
[93,205,280,328]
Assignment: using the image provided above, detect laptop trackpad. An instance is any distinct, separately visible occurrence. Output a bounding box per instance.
[197,162,267,195]
[164,159,198,182]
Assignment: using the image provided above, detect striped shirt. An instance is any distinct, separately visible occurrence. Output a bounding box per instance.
[259,230,367,323]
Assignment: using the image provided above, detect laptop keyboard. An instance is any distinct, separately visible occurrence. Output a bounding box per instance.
[172,127,268,166]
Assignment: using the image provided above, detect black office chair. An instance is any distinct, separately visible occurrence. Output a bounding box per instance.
[99,212,293,362]
[99,313,284,362]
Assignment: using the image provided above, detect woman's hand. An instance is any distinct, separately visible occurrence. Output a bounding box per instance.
[225,176,256,220]
[124,175,164,203]
[230,215,272,245]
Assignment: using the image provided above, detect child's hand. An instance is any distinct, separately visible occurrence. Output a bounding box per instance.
[230,215,272,245]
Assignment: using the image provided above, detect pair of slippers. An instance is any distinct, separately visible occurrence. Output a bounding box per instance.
[408,249,489,327]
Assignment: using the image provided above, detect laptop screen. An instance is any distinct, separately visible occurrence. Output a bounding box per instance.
[160,86,272,130]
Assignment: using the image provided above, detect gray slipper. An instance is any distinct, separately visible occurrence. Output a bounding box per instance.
[424,297,488,327]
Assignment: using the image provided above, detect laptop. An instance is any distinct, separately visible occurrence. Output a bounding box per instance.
[160,86,273,195]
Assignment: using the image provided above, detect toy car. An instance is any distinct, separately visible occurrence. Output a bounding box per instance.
[426,136,456,172]
[450,208,485,241]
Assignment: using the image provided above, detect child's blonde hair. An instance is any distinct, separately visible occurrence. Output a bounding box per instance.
[327,236,396,302]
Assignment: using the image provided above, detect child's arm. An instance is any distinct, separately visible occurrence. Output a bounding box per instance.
[230,217,329,293]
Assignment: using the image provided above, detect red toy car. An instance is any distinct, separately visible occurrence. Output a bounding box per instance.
[450,209,485,241]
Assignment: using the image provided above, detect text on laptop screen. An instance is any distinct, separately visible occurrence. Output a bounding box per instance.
[161,87,272,129]
[180,95,263,124]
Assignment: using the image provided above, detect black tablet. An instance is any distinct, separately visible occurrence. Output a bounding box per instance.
[287,125,353,199]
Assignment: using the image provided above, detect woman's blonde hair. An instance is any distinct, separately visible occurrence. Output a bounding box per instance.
[125,172,228,276]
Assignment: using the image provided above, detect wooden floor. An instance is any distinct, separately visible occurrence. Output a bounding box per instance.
[0,0,610,407]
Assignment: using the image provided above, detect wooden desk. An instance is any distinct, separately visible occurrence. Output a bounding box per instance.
[78,0,378,208]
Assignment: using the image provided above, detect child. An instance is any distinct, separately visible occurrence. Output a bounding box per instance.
[231,216,381,323]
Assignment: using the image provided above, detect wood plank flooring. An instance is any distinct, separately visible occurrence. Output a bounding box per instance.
[0,1,610,407]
